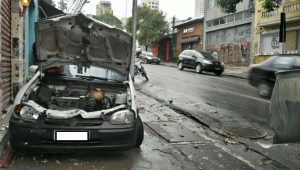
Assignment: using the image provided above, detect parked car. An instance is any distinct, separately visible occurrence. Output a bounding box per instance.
[248,54,300,98]
[177,50,224,75]
[141,51,160,64]
[9,14,144,152]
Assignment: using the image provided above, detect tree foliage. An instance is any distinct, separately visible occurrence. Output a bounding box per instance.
[216,0,282,13]
[125,6,169,46]
[93,14,123,29]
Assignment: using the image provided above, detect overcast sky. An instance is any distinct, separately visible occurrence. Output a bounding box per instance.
[79,0,196,21]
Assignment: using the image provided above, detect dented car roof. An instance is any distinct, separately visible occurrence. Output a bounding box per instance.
[36,13,132,76]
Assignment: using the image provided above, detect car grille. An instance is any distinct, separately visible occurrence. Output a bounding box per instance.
[43,117,104,126]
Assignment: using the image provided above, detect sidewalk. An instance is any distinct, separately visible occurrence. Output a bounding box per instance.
[160,62,249,79]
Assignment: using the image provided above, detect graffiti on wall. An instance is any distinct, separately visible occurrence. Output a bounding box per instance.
[206,24,251,66]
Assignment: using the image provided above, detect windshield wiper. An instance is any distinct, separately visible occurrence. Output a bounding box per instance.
[75,75,123,82]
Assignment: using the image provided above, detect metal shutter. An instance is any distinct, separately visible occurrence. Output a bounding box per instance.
[1,0,12,109]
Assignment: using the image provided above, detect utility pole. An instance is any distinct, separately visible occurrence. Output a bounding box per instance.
[130,0,138,78]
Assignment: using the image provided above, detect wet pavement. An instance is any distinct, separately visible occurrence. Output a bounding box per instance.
[4,64,300,169]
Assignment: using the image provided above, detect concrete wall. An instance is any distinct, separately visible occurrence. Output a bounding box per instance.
[206,24,252,66]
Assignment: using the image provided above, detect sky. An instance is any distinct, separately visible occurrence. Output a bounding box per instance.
[79,0,196,21]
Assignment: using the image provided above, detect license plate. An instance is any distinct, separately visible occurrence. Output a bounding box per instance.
[55,131,89,141]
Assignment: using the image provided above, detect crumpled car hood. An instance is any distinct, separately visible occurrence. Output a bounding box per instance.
[36,13,132,76]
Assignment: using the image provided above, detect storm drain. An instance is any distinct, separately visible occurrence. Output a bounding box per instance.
[224,125,267,139]
[146,122,204,142]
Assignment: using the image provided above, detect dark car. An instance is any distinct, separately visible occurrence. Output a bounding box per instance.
[248,54,300,97]
[142,51,160,64]
[9,14,144,152]
[177,50,224,75]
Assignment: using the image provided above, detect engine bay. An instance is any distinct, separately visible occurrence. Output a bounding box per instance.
[28,84,128,112]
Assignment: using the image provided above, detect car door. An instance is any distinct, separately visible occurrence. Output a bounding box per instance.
[179,50,189,67]
[189,51,197,68]
[292,56,300,69]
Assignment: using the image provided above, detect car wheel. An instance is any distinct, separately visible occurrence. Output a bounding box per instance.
[134,116,144,148]
[258,82,272,98]
[195,63,202,73]
[215,71,222,76]
[178,61,184,70]
[156,61,160,65]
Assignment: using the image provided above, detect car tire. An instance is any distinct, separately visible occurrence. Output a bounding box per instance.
[215,71,222,76]
[134,116,144,148]
[258,82,272,98]
[156,61,160,65]
[195,63,202,73]
[178,61,184,70]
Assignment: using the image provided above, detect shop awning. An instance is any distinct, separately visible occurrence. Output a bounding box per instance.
[181,36,199,44]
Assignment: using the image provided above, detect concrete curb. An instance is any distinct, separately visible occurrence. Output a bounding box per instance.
[159,62,248,80]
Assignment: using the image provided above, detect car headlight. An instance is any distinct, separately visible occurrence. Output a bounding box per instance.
[15,105,40,121]
[110,110,135,125]
[203,60,212,64]
[147,57,152,60]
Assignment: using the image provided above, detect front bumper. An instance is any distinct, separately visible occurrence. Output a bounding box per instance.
[9,118,138,152]
[202,63,224,72]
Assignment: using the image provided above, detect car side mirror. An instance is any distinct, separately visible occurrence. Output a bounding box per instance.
[192,56,197,59]
[29,65,39,74]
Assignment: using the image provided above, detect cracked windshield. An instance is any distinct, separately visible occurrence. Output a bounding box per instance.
[1,0,300,169]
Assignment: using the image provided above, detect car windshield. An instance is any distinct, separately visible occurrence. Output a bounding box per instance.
[63,65,125,82]
[201,52,218,61]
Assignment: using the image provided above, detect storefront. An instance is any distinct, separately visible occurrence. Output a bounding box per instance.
[173,18,204,53]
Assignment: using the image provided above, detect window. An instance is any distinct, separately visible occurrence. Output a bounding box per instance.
[244,10,252,18]
[213,19,219,26]
[226,15,234,23]
[235,12,243,21]
[220,17,225,24]
[272,57,294,69]
[207,21,212,27]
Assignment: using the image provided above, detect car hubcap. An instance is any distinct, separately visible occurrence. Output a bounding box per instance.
[196,65,201,72]
[178,63,182,69]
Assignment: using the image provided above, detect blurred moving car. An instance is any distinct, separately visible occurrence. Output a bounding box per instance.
[141,51,160,64]
[177,50,224,76]
[9,14,144,152]
[248,54,300,97]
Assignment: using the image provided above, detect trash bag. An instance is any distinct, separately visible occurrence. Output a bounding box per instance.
[270,70,300,144]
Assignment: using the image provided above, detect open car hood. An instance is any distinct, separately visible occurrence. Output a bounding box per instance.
[36,13,132,76]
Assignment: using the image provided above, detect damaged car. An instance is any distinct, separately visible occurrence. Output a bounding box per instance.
[9,14,144,152]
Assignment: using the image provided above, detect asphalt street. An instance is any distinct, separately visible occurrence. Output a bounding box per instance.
[135,64,271,127]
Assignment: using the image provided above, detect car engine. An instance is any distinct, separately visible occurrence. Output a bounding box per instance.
[29,85,127,112]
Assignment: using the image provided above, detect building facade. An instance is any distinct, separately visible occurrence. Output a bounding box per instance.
[141,0,159,10]
[195,0,204,18]
[204,0,253,66]
[96,0,113,16]
[174,18,204,53]
[253,0,300,64]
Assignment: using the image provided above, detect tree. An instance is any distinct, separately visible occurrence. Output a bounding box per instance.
[125,6,169,47]
[216,0,282,13]
[93,14,124,30]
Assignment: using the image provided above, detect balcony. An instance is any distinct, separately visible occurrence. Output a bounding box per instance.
[258,2,300,27]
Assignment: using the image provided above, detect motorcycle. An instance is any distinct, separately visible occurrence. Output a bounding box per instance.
[135,55,149,81]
